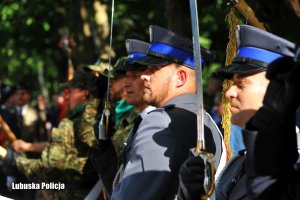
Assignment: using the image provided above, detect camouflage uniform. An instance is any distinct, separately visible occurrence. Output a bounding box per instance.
[16,99,99,200]
[112,105,139,156]
[92,57,140,156]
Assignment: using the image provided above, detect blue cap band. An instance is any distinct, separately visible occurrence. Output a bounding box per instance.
[149,42,204,68]
[237,46,283,64]
[127,52,147,63]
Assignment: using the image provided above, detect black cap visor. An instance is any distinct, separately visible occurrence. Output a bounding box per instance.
[116,63,147,73]
[217,62,267,79]
[134,54,172,67]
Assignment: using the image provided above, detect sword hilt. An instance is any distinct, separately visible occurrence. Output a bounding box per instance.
[192,149,215,199]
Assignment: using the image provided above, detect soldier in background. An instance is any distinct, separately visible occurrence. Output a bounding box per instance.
[46,93,65,129]
[0,81,14,197]
[91,39,156,194]
[13,85,47,158]
[92,57,139,156]
[109,57,139,154]
[5,71,99,199]
[0,83,20,143]
[0,83,33,200]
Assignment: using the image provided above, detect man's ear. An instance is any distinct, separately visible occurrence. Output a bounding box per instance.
[175,69,187,87]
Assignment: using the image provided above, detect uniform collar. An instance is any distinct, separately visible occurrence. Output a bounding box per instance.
[140,106,156,119]
[163,93,197,114]
[163,93,196,106]
[68,103,87,119]
[115,100,134,126]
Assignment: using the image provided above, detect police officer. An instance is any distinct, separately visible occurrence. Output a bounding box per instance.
[93,57,139,155]
[14,84,46,154]
[14,71,99,199]
[244,48,300,200]
[177,25,295,200]
[89,57,137,199]
[110,25,225,200]
[85,57,138,154]
[91,39,156,194]
[110,57,140,154]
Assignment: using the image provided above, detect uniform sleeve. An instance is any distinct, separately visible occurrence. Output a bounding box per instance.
[16,118,86,181]
[112,109,138,156]
[111,111,176,200]
[112,122,134,156]
[16,156,46,182]
[80,101,98,148]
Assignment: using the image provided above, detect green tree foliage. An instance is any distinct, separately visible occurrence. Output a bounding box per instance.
[0,0,298,101]
[111,0,165,57]
[0,0,71,96]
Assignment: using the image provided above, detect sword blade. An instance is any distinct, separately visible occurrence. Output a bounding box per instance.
[104,0,115,137]
[105,0,115,105]
[189,0,205,152]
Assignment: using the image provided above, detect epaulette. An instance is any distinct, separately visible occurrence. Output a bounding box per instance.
[149,104,176,113]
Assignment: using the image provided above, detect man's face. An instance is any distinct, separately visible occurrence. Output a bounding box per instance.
[109,76,127,102]
[14,89,31,106]
[141,64,176,107]
[68,88,88,110]
[225,72,269,127]
[125,71,145,105]
[6,92,17,107]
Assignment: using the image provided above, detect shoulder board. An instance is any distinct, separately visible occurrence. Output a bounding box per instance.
[149,104,176,113]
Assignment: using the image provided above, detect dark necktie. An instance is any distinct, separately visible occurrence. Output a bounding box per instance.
[121,115,142,165]
[131,114,142,137]
[16,107,24,130]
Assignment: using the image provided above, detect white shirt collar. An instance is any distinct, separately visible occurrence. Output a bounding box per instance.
[140,106,156,119]
[21,104,29,115]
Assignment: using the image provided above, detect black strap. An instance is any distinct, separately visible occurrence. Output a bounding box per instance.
[132,115,142,137]
[120,115,142,166]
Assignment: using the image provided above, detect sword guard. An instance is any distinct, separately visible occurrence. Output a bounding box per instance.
[191,148,215,199]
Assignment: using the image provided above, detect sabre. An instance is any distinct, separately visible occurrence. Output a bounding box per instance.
[189,0,215,198]
[189,0,205,153]
[103,0,115,137]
